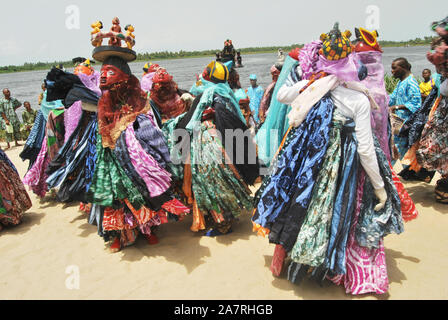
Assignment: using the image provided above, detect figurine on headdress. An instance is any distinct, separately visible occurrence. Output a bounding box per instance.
[90,17,135,50]
[108,17,122,46]
[124,24,135,49]
[91,21,103,47]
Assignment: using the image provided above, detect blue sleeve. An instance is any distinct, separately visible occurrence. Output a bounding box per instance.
[389,86,397,106]
[403,79,422,113]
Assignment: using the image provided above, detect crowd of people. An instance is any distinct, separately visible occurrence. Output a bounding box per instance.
[0,15,447,296]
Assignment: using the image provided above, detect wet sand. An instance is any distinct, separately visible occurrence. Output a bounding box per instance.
[1,143,447,300]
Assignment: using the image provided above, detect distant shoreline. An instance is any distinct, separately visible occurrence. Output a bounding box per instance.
[0,41,434,75]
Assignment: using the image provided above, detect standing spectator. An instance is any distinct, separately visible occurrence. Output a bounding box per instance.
[246,74,264,124]
[0,89,23,149]
[20,101,37,140]
[419,68,434,102]
[389,57,422,161]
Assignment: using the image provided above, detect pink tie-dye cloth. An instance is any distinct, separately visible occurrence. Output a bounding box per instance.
[124,124,171,197]
[23,136,50,198]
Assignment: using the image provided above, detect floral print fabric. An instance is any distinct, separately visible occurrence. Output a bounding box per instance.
[417,95,448,175]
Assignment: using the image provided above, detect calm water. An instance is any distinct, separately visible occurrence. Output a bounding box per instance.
[0,46,435,119]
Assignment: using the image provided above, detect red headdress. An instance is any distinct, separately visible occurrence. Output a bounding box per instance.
[150,69,187,121]
[153,68,174,83]
[354,27,383,53]
[288,47,301,61]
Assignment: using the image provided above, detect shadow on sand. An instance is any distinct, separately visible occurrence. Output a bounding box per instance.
[118,217,211,274]
[259,245,420,300]
[402,182,448,214]
[0,211,44,236]
[116,211,257,274]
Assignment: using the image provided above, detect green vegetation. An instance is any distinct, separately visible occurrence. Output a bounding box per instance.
[0,61,71,74]
[0,36,437,74]
[384,74,399,94]
[136,44,302,61]
[379,36,436,47]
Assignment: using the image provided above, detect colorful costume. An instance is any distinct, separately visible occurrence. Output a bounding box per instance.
[415,16,448,202]
[60,23,189,252]
[0,150,32,231]
[252,24,414,295]
[22,90,65,197]
[255,50,301,166]
[164,61,259,235]
[44,62,102,203]
[329,28,418,294]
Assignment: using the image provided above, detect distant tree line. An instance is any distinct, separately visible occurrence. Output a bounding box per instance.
[0,37,437,74]
[380,36,436,47]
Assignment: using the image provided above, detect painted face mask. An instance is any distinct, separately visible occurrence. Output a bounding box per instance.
[100,64,129,89]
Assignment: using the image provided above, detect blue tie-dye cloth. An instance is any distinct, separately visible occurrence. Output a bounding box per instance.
[253,94,334,252]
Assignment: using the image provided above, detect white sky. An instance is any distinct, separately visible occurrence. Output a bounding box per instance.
[0,0,446,66]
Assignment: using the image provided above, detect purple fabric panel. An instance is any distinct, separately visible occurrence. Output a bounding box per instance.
[124,124,171,197]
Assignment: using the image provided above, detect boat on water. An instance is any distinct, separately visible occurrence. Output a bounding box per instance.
[217,39,243,67]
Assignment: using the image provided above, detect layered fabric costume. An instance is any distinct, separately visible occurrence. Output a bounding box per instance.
[412,16,448,202]
[0,150,32,231]
[255,53,299,166]
[22,89,65,197]
[416,81,448,177]
[252,25,414,295]
[20,91,64,171]
[326,39,418,295]
[64,67,101,143]
[163,61,260,234]
[43,65,102,202]
[86,54,188,250]
[43,47,189,251]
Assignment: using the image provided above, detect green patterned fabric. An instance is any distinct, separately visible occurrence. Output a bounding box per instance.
[87,134,145,209]
[290,119,342,267]
[191,121,253,216]
[162,114,185,181]
[22,109,37,126]
[0,97,21,130]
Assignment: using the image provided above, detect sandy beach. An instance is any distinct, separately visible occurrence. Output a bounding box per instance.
[1,142,447,300]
